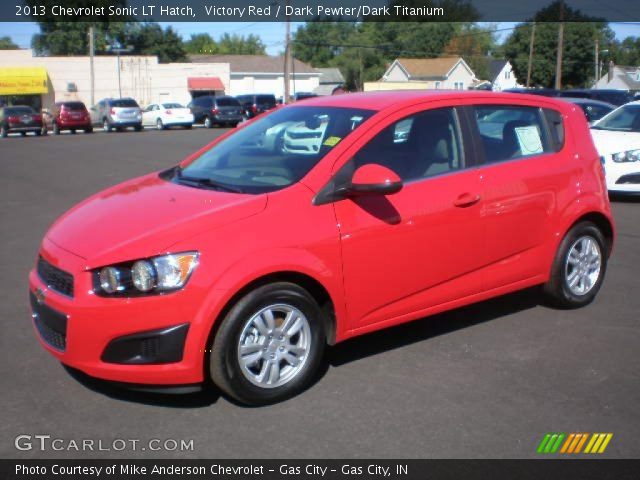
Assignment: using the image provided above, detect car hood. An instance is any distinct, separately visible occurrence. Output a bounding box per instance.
[590,128,640,155]
[46,172,267,267]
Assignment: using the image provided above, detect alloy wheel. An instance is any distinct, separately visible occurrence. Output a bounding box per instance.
[564,235,602,296]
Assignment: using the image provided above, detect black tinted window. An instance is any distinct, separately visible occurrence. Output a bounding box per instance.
[62,102,85,111]
[195,97,212,107]
[111,99,138,108]
[474,106,552,163]
[351,107,463,182]
[4,107,34,115]
[256,95,276,105]
[215,97,240,107]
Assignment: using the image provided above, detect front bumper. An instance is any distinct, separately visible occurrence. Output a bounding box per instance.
[605,159,640,193]
[28,238,209,385]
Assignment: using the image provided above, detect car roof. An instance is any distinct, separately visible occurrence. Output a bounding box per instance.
[291,90,573,112]
[559,97,615,107]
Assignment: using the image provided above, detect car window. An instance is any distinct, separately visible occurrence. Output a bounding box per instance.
[111,99,139,108]
[62,102,85,111]
[256,95,276,106]
[177,106,373,194]
[162,103,183,109]
[5,107,34,115]
[474,105,552,163]
[216,97,241,107]
[593,104,640,132]
[349,107,463,182]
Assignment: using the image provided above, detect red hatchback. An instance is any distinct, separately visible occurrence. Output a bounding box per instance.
[44,101,93,134]
[29,91,614,404]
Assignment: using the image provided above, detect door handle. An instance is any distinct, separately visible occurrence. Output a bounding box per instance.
[453,193,481,208]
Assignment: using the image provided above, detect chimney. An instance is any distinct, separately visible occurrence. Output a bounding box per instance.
[607,61,614,83]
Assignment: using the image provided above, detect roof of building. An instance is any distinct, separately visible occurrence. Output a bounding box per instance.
[316,67,345,84]
[488,59,508,81]
[598,65,640,90]
[188,54,319,75]
[391,57,472,80]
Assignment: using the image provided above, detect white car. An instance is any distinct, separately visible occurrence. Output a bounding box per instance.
[142,103,194,130]
[590,101,640,195]
[282,115,329,155]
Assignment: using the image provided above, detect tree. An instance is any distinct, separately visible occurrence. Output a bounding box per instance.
[503,1,613,88]
[0,36,18,49]
[216,33,266,55]
[608,37,640,67]
[123,24,187,63]
[443,23,498,80]
[184,33,218,54]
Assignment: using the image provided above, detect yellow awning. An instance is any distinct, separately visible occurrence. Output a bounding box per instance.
[0,67,49,95]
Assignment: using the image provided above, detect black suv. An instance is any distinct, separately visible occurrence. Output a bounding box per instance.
[235,94,277,119]
[188,96,243,128]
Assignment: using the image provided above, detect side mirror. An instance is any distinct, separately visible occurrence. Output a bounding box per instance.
[346,164,403,196]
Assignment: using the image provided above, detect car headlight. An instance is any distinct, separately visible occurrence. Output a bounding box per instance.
[612,149,640,163]
[95,252,198,296]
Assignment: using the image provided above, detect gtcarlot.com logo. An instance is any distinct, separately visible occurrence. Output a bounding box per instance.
[15,435,194,452]
[537,433,613,454]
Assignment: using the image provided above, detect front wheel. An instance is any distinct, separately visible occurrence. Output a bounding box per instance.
[209,282,326,405]
[543,221,608,308]
[156,119,165,130]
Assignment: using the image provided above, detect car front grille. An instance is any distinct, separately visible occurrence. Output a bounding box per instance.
[37,256,74,297]
[616,173,640,185]
[30,292,67,351]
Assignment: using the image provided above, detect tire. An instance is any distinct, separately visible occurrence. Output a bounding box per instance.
[70,129,76,134]
[84,127,93,134]
[209,282,326,405]
[185,124,192,129]
[0,125,7,138]
[34,129,41,136]
[134,124,143,132]
[53,122,60,135]
[41,127,47,136]
[543,221,608,309]
[156,119,165,131]
[103,119,112,133]
[21,132,27,137]
[204,116,213,128]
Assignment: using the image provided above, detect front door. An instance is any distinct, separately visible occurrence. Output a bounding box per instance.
[333,106,486,330]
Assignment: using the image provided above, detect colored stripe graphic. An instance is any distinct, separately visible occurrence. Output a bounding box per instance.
[539,433,613,454]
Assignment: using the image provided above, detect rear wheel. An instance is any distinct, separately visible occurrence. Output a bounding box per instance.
[103,119,111,133]
[134,124,143,132]
[84,127,93,134]
[209,282,326,405]
[204,116,213,128]
[543,221,608,308]
[0,125,7,137]
[70,129,76,134]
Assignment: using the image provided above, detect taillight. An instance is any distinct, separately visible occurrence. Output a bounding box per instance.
[251,104,258,113]
[7,115,19,123]
[211,108,219,114]
[33,114,42,122]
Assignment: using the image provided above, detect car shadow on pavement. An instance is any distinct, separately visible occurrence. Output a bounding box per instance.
[327,287,541,367]
[62,365,220,408]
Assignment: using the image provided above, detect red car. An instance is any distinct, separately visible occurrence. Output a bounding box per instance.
[43,101,93,134]
[29,91,614,405]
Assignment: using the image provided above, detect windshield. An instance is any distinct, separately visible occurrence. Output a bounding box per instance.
[62,102,86,111]
[5,107,34,115]
[593,104,640,132]
[176,106,374,194]
[162,103,184,109]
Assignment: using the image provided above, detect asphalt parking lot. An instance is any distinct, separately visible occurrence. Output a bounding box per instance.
[1,127,639,459]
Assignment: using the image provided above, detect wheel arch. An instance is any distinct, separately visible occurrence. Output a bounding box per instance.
[564,211,615,257]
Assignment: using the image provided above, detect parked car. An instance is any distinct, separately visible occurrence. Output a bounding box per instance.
[43,101,92,134]
[558,89,633,107]
[188,95,243,128]
[142,103,194,130]
[236,94,277,120]
[29,91,614,405]
[0,106,44,137]
[282,114,330,154]
[90,98,143,132]
[292,92,318,102]
[559,98,615,125]
[590,100,640,195]
[503,88,561,97]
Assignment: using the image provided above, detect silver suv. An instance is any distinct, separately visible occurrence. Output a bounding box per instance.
[91,98,143,132]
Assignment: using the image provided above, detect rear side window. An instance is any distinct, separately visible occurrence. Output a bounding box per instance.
[474,105,554,163]
[256,95,276,106]
[543,108,565,150]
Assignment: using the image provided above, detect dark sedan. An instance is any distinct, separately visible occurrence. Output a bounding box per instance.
[0,106,45,137]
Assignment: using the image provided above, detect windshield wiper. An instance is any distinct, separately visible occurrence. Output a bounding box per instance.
[176,172,244,193]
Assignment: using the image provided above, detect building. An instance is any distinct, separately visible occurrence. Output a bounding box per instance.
[314,67,345,96]
[365,57,477,92]
[189,55,320,98]
[488,59,522,91]
[0,49,229,109]
[595,64,640,92]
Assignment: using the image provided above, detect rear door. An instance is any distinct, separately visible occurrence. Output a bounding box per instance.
[468,103,566,290]
[332,105,486,330]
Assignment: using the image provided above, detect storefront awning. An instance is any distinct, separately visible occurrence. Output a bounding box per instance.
[0,67,49,95]
[187,77,224,91]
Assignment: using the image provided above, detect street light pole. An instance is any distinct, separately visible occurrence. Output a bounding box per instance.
[108,42,132,98]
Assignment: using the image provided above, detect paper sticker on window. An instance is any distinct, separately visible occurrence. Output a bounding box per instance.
[323,136,341,147]
[514,126,544,155]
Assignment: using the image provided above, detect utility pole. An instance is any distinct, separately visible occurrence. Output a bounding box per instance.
[555,0,565,90]
[283,0,291,104]
[526,22,536,88]
[594,37,599,87]
[88,26,95,106]
[108,42,132,98]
